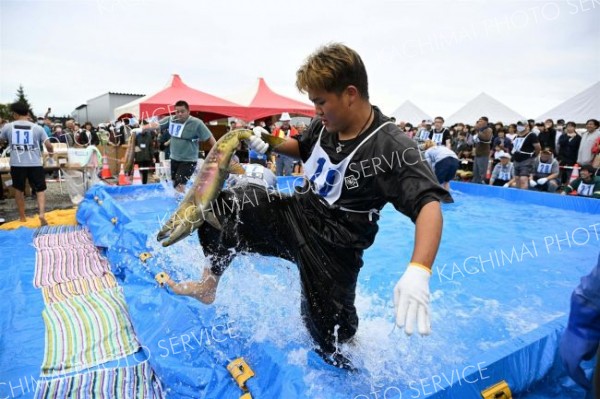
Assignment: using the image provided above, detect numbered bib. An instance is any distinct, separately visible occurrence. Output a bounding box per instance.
[168,122,185,138]
[577,183,594,197]
[11,126,35,151]
[245,164,264,179]
[537,162,552,174]
[432,133,443,145]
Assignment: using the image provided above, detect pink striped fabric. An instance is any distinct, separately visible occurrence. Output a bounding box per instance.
[34,245,110,288]
[34,230,94,249]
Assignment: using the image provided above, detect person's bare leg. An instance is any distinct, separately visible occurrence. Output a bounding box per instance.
[165,267,221,304]
[37,191,47,226]
[15,190,26,222]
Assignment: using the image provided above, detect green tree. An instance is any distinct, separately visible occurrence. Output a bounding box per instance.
[14,84,35,118]
[0,103,11,121]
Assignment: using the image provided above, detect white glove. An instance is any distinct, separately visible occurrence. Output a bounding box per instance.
[537,177,548,185]
[503,182,510,188]
[529,179,538,188]
[252,126,269,137]
[247,135,269,154]
[393,264,432,336]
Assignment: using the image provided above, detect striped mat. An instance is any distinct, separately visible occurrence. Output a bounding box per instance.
[34,225,85,238]
[41,274,117,305]
[34,245,110,287]
[34,361,164,399]
[34,229,94,249]
[41,287,140,377]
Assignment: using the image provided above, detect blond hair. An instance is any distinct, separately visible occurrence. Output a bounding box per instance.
[423,140,435,150]
[296,43,369,99]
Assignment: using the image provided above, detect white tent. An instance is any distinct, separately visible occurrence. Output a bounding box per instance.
[390,100,432,124]
[536,81,600,123]
[446,93,525,126]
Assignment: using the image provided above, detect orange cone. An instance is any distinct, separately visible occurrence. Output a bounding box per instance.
[132,164,142,185]
[118,164,129,185]
[101,154,112,179]
[569,164,580,183]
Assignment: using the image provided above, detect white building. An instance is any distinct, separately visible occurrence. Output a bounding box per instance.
[71,92,144,125]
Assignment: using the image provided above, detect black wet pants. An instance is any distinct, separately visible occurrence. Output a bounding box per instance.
[197,184,364,355]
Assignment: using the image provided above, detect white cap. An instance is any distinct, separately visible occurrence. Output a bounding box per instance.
[279,112,291,122]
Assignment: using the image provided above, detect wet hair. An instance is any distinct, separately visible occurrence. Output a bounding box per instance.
[10,101,29,116]
[296,43,369,99]
[175,100,190,110]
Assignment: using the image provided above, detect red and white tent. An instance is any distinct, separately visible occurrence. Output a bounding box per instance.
[114,74,248,122]
[242,78,315,121]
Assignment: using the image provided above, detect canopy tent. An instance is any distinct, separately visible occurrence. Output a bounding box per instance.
[242,78,315,121]
[446,92,525,126]
[113,74,248,122]
[390,100,432,124]
[536,81,600,123]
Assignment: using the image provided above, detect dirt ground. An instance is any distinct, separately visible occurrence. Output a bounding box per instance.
[0,180,74,224]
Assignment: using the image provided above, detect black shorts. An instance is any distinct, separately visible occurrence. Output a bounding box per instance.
[170,159,197,187]
[198,184,376,355]
[10,166,47,192]
[434,157,459,184]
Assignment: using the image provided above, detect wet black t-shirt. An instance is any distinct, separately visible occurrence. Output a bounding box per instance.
[294,107,453,223]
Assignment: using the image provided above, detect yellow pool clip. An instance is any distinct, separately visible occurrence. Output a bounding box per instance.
[155,272,170,286]
[111,217,118,225]
[481,380,511,399]
[139,252,152,262]
[227,357,255,398]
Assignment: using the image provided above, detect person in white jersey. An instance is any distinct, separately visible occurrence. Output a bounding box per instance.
[161,43,452,369]
[0,102,54,225]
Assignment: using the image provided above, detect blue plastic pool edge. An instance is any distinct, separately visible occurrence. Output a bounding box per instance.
[76,180,598,398]
[450,181,600,215]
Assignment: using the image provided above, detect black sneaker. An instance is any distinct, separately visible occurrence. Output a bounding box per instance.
[314,347,357,372]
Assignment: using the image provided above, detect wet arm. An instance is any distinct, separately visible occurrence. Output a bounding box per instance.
[272,138,301,159]
[410,201,443,269]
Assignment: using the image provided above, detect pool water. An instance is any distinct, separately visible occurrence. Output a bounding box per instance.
[108,184,598,398]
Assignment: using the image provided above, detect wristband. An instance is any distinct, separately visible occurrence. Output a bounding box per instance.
[409,262,432,274]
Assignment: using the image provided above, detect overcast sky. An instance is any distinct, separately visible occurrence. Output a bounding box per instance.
[1,0,599,120]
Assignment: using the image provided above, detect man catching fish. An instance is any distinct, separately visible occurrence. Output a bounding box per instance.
[157,43,452,368]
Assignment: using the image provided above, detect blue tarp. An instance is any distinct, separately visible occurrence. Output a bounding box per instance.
[1,180,596,398]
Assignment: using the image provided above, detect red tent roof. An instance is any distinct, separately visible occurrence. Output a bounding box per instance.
[138,74,248,122]
[244,78,315,121]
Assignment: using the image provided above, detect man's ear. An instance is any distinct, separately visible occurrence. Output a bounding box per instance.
[345,85,360,107]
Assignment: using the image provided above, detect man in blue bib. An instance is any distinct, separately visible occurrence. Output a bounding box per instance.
[0,102,54,225]
[159,100,216,192]
[163,44,452,368]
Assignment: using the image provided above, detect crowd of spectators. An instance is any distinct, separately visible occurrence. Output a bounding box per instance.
[405,116,600,199]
